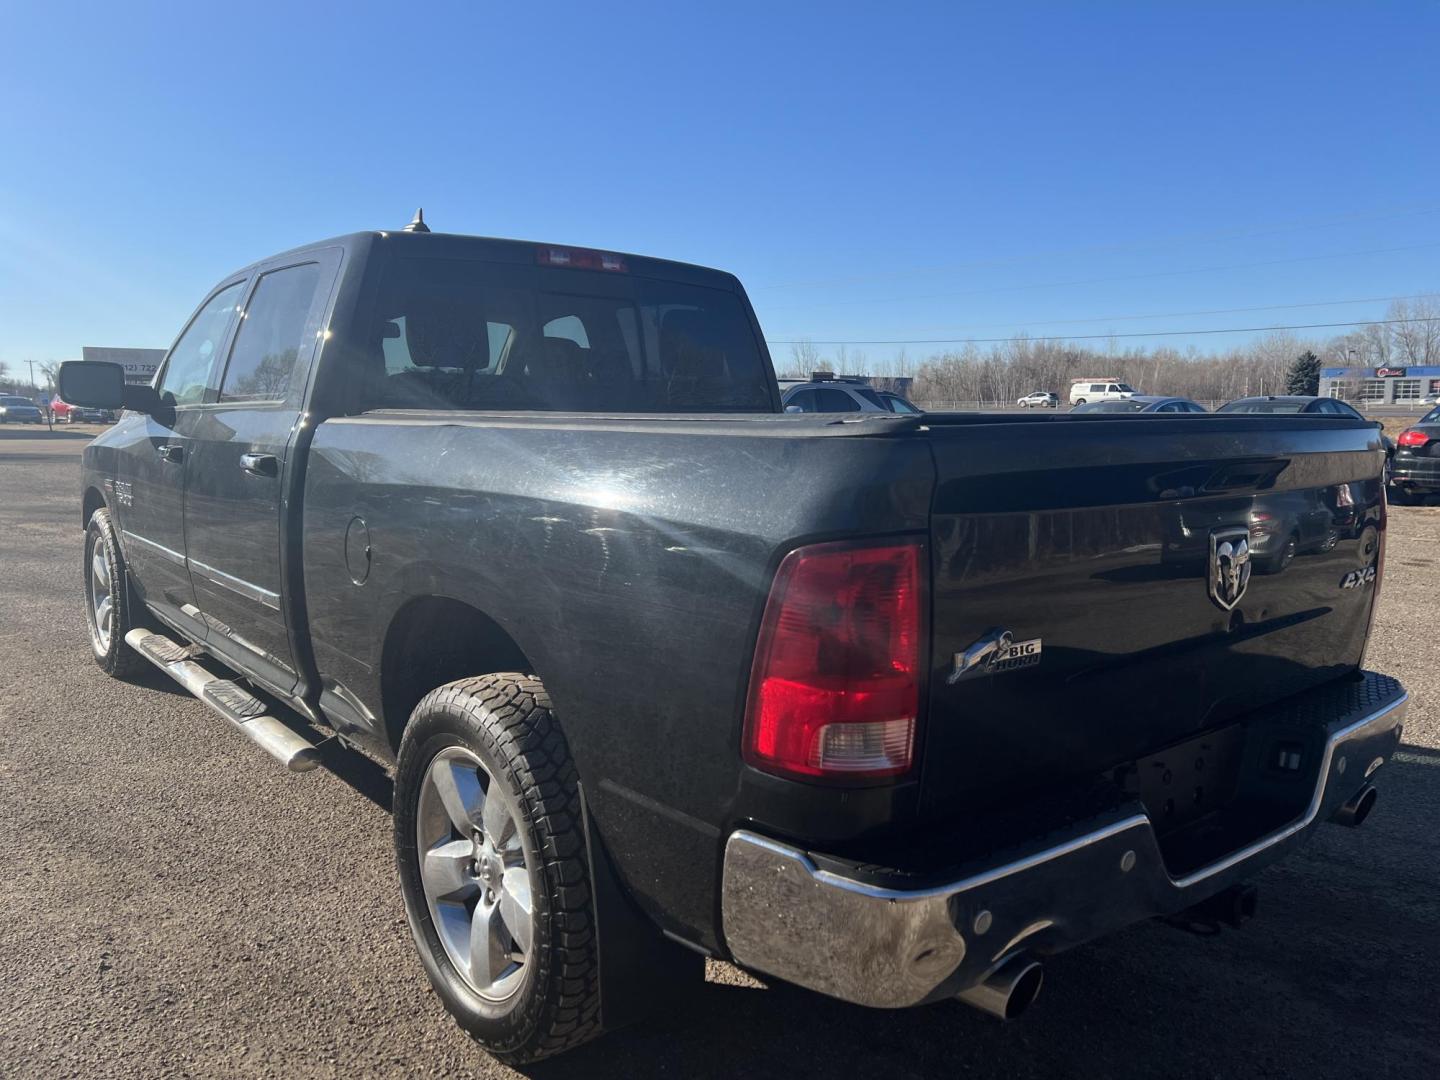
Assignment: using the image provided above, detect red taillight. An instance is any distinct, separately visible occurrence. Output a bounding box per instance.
[535,245,627,272]
[1397,429,1430,448]
[743,539,925,781]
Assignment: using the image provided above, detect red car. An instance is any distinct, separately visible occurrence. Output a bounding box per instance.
[51,395,113,423]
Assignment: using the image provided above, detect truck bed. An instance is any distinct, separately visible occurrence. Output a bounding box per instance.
[300,407,1385,951]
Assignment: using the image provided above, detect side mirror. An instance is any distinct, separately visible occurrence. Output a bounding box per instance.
[784,404,804,414]
[58,360,161,414]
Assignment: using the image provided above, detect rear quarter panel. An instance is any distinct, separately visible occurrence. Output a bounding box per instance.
[301,413,932,947]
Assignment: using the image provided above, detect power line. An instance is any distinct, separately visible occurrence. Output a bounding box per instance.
[772,291,1439,339]
[751,203,1440,290]
[757,241,1440,313]
[765,316,1440,347]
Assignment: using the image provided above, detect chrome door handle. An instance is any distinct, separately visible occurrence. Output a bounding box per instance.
[157,443,184,463]
[240,452,279,477]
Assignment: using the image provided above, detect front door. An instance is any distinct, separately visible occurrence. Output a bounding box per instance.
[116,280,246,637]
[183,255,338,697]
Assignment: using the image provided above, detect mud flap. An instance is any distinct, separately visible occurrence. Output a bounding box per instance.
[578,782,705,1032]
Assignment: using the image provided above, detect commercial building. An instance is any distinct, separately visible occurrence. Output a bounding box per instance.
[82,347,166,387]
[1319,366,1440,405]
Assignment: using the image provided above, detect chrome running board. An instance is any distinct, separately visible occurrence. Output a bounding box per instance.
[124,628,320,772]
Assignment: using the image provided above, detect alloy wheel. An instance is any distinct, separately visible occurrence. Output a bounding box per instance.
[415,746,535,1002]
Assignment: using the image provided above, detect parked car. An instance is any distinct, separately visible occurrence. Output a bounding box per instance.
[0,394,45,423]
[781,377,891,413]
[59,224,1405,1065]
[1069,378,1137,406]
[50,396,113,423]
[1017,390,1058,408]
[1389,405,1440,504]
[1217,395,1395,474]
[876,390,922,414]
[1073,395,1207,414]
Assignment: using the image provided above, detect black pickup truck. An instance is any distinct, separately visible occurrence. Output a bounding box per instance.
[60,222,1406,1063]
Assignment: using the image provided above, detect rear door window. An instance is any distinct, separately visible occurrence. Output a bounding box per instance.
[816,388,861,412]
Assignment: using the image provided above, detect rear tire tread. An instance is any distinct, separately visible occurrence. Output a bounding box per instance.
[400,674,602,1064]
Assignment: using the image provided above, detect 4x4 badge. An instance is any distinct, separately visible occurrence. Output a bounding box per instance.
[1209,526,1252,611]
[948,628,1043,684]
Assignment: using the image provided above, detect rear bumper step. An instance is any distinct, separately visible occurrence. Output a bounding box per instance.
[124,629,320,772]
[721,670,1406,1010]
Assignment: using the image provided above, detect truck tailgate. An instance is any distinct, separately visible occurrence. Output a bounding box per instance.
[920,415,1385,817]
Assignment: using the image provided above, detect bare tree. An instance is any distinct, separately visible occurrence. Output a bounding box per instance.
[1388,296,1440,366]
[783,339,823,379]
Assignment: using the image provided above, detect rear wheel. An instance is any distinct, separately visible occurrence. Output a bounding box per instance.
[84,508,144,678]
[394,674,603,1064]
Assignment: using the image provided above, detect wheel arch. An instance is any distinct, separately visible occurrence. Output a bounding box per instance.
[82,484,107,529]
[379,595,537,754]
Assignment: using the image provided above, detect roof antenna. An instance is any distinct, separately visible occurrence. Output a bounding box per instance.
[403,207,430,233]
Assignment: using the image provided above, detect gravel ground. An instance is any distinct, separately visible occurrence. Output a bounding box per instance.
[2,429,1437,1080]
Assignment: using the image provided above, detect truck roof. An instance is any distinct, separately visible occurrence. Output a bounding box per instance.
[234,229,742,292]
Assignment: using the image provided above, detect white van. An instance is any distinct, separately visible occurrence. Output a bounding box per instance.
[1070,379,1137,406]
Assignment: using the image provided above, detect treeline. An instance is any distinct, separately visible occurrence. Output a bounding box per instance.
[782,296,1440,408]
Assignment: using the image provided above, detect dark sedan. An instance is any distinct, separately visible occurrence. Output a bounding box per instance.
[1390,405,1440,504]
[0,395,45,424]
[1072,395,1207,414]
[1218,395,1365,418]
[1218,395,1395,465]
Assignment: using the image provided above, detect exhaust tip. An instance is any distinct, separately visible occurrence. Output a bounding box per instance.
[956,957,1044,1021]
[1332,784,1378,828]
[1002,961,1044,1020]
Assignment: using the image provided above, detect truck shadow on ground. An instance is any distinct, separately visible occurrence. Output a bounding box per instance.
[525,742,1440,1080]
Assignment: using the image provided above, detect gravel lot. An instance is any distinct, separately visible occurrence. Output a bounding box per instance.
[2,428,1437,1080]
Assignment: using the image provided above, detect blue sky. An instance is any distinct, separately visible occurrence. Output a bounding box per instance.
[1,0,1437,376]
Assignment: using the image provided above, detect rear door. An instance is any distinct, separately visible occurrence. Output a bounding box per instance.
[182,252,339,696]
[116,280,246,636]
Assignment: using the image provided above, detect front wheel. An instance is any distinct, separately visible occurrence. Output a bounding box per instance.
[394,675,603,1064]
[84,508,144,677]
[1073,398,1086,407]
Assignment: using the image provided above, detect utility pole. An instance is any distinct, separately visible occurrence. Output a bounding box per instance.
[27,359,37,392]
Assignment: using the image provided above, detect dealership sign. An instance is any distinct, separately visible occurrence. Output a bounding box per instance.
[1375,367,1407,378]
[82,346,166,387]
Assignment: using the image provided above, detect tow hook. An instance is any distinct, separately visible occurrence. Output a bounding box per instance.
[1165,882,1259,934]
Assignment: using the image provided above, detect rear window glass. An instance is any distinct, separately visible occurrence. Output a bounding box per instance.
[364,258,772,412]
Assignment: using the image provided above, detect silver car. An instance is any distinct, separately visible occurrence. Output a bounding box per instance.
[782,379,893,414]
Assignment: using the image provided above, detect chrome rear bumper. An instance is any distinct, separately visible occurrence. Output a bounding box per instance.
[721,673,1406,1009]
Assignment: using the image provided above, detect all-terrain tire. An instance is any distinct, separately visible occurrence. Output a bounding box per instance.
[394,674,602,1064]
[84,508,144,678]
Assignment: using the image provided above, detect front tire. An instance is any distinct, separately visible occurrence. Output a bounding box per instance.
[394,675,602,1064]
[84,508,144,678]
